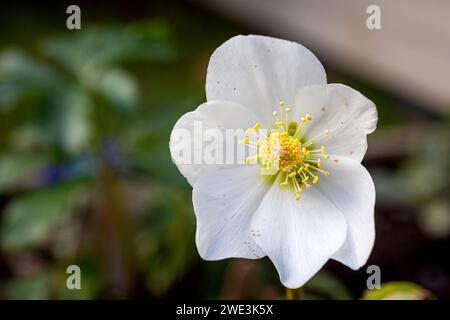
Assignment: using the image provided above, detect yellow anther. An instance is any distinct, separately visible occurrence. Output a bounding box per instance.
[246,157,251,164]
[242,137,249,144]
[256,110,334,202]
[279,101,285,107]
[245,127,253,134]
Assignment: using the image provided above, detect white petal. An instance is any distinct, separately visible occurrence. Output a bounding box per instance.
[206,35,326,126]
[318,156,376,270]
[169,100,260,186]
[295,84,378,162]
[251,179,347,288]
[193,165,268,260]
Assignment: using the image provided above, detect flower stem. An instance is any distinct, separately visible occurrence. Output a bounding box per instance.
[298,287,305,299]
[286,287,305,300]
[286,288,294,300]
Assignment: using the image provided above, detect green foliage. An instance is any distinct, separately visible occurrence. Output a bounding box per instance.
[1,181,88,251]
[5,272,52,300]
[0,18,198,299]
[0,154,48,192]
[306,272,353,300]
[42,24,174,75]
[362,282,434,300]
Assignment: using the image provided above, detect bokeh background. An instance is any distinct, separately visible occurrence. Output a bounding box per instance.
[0,0,449,300]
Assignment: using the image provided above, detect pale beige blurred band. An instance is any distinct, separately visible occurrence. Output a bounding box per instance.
[196,0,450,115]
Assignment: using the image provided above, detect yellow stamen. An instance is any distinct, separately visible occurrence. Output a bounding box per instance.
[252,107,333,201]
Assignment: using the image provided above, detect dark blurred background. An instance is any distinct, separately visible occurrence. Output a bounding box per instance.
[0,0,449,300]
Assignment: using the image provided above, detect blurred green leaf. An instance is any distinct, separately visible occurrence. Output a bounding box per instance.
[43,25,174,76]
[0,49,61,110]
[88,67,138,114]
[0,181,88,251]
[5,272,51,300]
[127,20,172,42]
[137,186,195,296]
[56,88,93,153]
[0,83,26,108]
[362,281,434,300]
[0,154,48,192]
[0,49,60,88]
[306,272,353,300]
[9,125,49,151]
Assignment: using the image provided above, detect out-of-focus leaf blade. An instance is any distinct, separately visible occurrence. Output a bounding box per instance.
[306,272,353,300]
[42,25,174,75]
[88,67,137,114]
[0,181,88,251]
[0,154,49,192]
[0,49,62,110]
[362,281,435,300]
[0,49,60,87]
[56,88,93,153]
[5,273,51,300]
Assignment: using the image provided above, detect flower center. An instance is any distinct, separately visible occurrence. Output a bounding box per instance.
[260,131,302,172]
[240,101,338,201]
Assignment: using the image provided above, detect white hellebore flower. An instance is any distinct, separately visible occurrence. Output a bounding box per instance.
[169,35,377,289]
